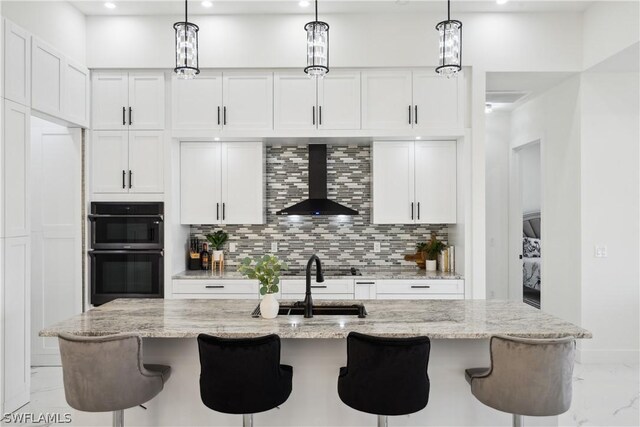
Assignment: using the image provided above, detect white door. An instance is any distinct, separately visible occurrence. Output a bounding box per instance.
[63,59,90,127]
[181,142,221,225]
[3,20,31,106]
[31,37,64,118]
[3,99,30,238]
[128,131,164,193]
[412,71,463,130]
[91,131,129,193]
[92,72,128,130]
[128,73,165,130]
[221,142,264,225]
[414,141,457,223]
[3,236,31,413]
[317,71,361,130]
[222,72,273,131]
[30,124,81,366]
[273,72,317,130]
[361,71,412,130]
[371,141,415,224]
[172,72,223,130]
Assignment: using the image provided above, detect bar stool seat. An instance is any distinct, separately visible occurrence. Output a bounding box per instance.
[58,333,171,427]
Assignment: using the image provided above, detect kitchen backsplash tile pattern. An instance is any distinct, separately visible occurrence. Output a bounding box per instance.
[191,144,449,268]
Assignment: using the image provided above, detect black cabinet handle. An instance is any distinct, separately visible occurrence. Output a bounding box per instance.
[411,202,414,220]
[216,203,219,220]
[417,202,420,220]
[319,106,322,125]
[312,106,315,125]
[122,107,126,125]
[223,106,227,125]
[408,105,412,124]
[129,107,132,125]
[414,105,418,124]
[311,285,327,289]
[128,170,132,189]
[222,203,225,220]
[411,285,431,289]
[356,282,375,285]
[205,285,224,289]
[122,170,126,189]
[217,106,220,125]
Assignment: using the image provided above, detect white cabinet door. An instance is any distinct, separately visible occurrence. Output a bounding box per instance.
[273,72,317,130]
[412,71,463,130]
[31,37,64,117]
[64,59,90,127]
[221,142,264,224]
[91,131,128,193]
[3,236,31,413]
[128,73,165,130]
[128,131,164,193]
[361,71,412,130]
[3,100,30,238]
[317,71,361,130]
[181,142,221,224]
[92,72,128,130]
[172,72,222,130]
[222,72,273,131]
[3,20,31,106]
[372,141,415,224]
[414,141,457,223]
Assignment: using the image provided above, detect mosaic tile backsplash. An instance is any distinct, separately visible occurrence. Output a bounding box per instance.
[191,144,449,268]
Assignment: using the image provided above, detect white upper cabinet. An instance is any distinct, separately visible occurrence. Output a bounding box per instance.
[172,72,222,130]
[3,20,31,106]
[221,142,264,224]
[274,73,317,130]
[372,140,457,224]
[361,70,412,130]
[64,59,90,127]
[180,142,222,225]
[128,131,164,193]
[412,71,463,130]
[414,141,457,223]
[317,71,361,130]
[91,131,129,194]
[222,72,273,131]
[31,37,64,118]
[372,141,415,224]
[92,72,164,130]
[128,73,165,130]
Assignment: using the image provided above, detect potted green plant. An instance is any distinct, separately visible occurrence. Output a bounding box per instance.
[420,233,446,271]
[238,254,288,319]
[206,230,229,262]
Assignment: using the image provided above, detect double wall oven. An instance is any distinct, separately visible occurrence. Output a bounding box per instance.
[89,202,164,305]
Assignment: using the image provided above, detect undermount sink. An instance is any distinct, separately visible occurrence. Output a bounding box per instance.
[252,302,367,318]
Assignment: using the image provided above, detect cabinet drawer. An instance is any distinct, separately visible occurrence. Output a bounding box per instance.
[280,279,354,294]
[173,279,258,295]
[377,294,463,300]
[376,280,463,294]
[281,293,354,301]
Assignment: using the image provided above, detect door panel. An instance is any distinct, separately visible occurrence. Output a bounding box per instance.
[414,141,457,223]
[3,20,31,106]
[92,72,128,130]
[3,99,30,237]
[412,71,462,130]
[91,131,129,193]
[64,60,90,127]
[128,73,165,130]
[172,72,223,130]
[318,71,361,130]
[128,131,164,193]
[180,142,221,224]
[221,142,264,224]
[372,141,415,224]
[274,73,317,130]
[31,37,64,117]
[361,71,412,130]
[222,72,273,131]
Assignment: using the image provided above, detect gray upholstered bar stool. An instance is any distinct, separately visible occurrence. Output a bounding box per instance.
[58,333,171,427]
[465,335,576,427]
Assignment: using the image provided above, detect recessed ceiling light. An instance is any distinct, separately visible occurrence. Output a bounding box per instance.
[485,103,493,113]
[201,1,213,7]
[415,136,422,140]
[496,0,508,4]
[214,137,220,141]
[299,1,310,7]
[104,2,116,9]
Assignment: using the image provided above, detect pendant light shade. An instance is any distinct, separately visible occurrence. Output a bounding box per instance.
[304,0,329,78]
[436,0,462,77]
[174,0,200,79]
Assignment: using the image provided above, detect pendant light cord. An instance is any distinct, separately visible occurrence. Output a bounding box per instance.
[315,0,318,22]
[185,0,188,24]
[447,0,451,21]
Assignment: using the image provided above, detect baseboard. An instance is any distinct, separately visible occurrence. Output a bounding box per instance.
[577,348,640,364]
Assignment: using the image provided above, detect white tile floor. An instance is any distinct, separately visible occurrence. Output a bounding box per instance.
[9,362,640,426]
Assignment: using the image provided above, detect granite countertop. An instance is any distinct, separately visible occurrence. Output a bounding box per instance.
[40,299,591,340]
[173,268,463,281]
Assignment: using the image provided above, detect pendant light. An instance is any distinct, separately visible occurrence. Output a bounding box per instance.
[304,0,329,78]
[174,0,200,79]
[435,0,462,77]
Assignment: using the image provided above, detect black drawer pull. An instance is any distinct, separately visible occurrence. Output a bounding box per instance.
[312,106,315,125]
[411,285,431,289]
[414,105,418,124]
[217,106,220,125]
[129,107,132,125]
[122,107,126,125]
[205,285,225,289]
[356,282,375,285]
[122,170,126,189]
[311,285,327,289]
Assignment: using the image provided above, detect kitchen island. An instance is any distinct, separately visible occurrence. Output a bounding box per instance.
[41,299,590,426]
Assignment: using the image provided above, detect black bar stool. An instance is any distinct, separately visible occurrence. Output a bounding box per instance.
[337,332,431,427]
[197,333,293,427]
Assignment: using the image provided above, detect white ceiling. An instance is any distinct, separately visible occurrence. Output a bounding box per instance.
[70,0,594,16]
[486,72,577,111]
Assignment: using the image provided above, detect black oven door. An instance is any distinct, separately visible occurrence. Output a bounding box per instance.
[90,250,163,305]
[90,215,163,249]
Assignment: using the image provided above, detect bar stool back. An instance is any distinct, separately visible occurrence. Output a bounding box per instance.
[465,335,576,427]
[337,332,431,427]
[197,334,293,427]
[58,333,171,427]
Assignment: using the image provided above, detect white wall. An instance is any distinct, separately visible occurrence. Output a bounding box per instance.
[1,1,86,64]
[485,112,510,299]
[519,142,541,215]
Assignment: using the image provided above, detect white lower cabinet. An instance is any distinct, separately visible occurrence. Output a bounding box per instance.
[172,280,259,299]
[281,279,355,300]
[376,280,464,300]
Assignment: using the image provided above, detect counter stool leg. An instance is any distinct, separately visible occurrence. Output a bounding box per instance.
[242,413,253,427]
[377,415,388,427]
[512,414,523,427]
[112,410,124,427]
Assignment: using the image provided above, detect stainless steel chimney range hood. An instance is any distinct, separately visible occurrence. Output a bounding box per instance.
[276,145,358,216]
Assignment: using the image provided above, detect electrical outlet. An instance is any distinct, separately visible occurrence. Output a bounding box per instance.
[594,245,608,258]
[229,243,236,252]
[271,242,278,252]
[373,242,381,253]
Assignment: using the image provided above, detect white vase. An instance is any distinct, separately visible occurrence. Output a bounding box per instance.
[260,293,279,319]
[211,250,224,261]
[425,260,437,271]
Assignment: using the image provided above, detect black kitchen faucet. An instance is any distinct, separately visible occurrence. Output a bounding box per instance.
[304,255,325,318]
